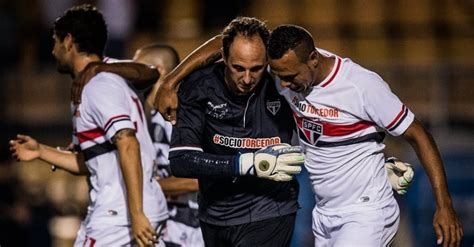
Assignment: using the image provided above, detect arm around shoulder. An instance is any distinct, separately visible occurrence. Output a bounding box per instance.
[154,35,223,123]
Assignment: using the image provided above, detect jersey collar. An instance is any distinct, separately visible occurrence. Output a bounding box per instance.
[318,56,342,88]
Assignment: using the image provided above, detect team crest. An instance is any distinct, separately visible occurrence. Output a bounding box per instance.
[294,114,323,145]
[300,119,323,145]
[266,100,281,115]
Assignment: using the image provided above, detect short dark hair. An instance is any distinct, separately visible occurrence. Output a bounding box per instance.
[221,17,270,58]
[53,4,107,57]
[268,25,315,62]
[138,44,181,71]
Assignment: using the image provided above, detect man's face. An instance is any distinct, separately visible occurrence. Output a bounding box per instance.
[223,35,267,95]
[51,33,72,74]
[269,50,315,93]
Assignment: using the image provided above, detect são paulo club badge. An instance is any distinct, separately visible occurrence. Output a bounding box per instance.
[266,100,281,115]
[294,114,323,145]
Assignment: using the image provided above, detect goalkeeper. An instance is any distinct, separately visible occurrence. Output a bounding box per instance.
[166,18,303,247]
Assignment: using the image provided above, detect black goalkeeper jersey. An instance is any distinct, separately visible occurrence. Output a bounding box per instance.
[169,62,299,226]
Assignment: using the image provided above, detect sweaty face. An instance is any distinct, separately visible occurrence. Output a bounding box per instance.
[269,51,314,93]
[51,34,72,74]
[223,35,267,95]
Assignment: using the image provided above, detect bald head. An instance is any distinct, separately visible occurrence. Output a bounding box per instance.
[133,44,180,75]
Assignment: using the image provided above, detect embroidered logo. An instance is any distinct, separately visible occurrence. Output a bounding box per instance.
[294,114,323,145]
[266,100,281,115]
[207,101,228,119]
[301,119,323,145]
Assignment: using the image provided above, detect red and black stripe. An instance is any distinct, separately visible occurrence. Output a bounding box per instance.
[386,105,408,132]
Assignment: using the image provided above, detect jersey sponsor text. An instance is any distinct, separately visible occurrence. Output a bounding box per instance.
[213,134,281,149]
[292,97,339,118]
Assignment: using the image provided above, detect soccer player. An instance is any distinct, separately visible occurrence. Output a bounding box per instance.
[133,44,204,247]
[9,5,168,246]
[152,22,462,247]
[167,17,304,246]
[265,25,462,247]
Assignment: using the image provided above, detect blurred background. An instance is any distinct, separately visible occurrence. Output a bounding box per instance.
[0,0,472,246]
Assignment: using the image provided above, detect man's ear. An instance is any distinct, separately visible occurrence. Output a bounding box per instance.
[220,48,227,65]
[64,33,74,51]
[308,50,319,68]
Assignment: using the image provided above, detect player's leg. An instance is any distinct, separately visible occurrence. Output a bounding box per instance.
[312,208,331,247]
[73,224,131,246]
[74,221,166,247]
[161,203,203,247]
[231,213,296,247]
[200,221,230,247]
[380,201,400,246]
[162,219,204,247]
[328,203,400,246]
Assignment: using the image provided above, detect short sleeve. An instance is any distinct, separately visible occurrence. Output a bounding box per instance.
[82,73,135,141]
[170,77,206,149]
[359,72,414,136]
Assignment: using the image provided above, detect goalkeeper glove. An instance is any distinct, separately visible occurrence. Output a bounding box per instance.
[385,157,414,195]
[236,143,304,182]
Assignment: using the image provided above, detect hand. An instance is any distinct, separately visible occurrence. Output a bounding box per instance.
[9,134,41,161]
[131,213,157,247]
[237,144,304,181]
[433,206,463,247]
[71,61,103,104]
[153,75,178,125]
[385,157,414,195]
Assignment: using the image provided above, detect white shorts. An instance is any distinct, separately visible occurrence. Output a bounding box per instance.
[312,201,400,247]
[162,220,204,247]
[74,221,166,247]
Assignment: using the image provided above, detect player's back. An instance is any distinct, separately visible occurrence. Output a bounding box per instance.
[73,72,168,226]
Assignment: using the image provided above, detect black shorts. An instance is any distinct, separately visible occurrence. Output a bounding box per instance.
[200,213,296,247]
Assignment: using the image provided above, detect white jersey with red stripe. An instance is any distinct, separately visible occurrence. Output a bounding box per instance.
[276,49,414,215]
[72,71,168,227]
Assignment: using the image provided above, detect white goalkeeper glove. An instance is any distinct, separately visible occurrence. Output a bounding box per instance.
[385,157,414,195]
[236,143,304,182]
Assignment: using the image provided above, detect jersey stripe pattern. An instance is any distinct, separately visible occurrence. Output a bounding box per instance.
[72,69,168,227]
[277,49,414,215]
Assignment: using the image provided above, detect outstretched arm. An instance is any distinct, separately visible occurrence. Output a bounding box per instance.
[72,61,160,104]
[154,35,222,123]
[170,144,304,182]
[9,134,88,175]
[113,128,157,247]
[157,176,199,197]
[402,119,463,247]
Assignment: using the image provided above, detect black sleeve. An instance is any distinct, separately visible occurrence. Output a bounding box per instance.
[170,72,206,148]
[169,71,239,179]
[169,150,237,179]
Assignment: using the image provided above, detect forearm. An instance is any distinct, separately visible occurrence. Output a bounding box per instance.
[165,35,222,89]
[157,176,199,196]
[403,119,452,207]
[116,134,145,215]
[98,62,159,89]
[169,150,236,179]
[38,144,88,175]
